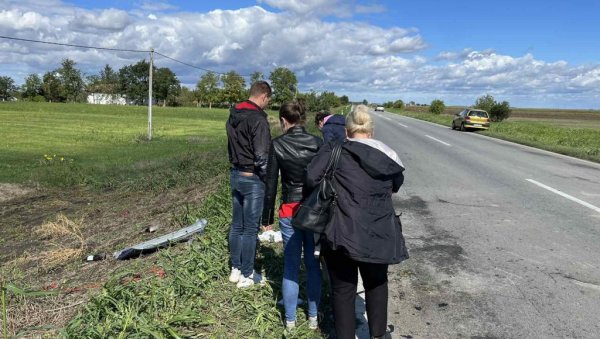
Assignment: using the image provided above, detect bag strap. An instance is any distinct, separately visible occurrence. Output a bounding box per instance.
[324,143,343,179]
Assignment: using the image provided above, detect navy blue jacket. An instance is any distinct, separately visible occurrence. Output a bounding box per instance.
[321,114,346,142]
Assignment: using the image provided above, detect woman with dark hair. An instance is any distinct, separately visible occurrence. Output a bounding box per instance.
[306,104,408,339]
[315,111,346,142]
[262,102,324,330]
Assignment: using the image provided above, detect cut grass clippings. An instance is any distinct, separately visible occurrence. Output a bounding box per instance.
[62,180,326,338]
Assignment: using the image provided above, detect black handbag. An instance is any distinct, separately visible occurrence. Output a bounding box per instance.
[292,143,343,233]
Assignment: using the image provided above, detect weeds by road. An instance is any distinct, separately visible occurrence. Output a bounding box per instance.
[387,108,600,163]
[1,102,329,338]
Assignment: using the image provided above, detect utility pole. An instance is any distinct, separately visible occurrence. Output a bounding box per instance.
[148,48,154,141]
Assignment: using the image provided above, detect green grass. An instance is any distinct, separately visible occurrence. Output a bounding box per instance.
[61,181,321,338]
[1,102,328,338]
[480,121,600,160]
[386,108,600,163]
[0,102,229,190]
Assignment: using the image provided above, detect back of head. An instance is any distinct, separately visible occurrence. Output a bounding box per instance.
[346,104,373,136]
[249,80,272,98]
[279,101,306,125]
[314,112,329,126]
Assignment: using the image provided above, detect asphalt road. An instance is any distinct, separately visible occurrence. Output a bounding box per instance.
[369,110,600,338]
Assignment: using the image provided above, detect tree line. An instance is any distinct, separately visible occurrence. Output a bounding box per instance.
[0,59,349,112]
[379,95,512,122]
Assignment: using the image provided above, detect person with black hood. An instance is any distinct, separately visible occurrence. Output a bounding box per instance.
[226,80,272,288]
[315,112,346,142]
[306,104,408,339]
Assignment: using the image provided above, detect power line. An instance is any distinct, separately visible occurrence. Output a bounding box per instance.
[0,35,148,53]
[154,51,251,78]
[1,34,253,78]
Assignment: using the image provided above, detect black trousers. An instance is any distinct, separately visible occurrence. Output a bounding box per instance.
[323,248,389,339]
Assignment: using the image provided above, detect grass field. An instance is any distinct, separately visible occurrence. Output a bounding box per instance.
[0,102,330,338]
[3,101,597,337]
[388,106,600,163]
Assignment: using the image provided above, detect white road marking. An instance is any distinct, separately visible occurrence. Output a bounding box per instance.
[526,179,600,214]
[397,122,408,127]
[425,135,451,146]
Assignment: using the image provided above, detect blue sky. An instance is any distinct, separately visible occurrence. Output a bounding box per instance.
[2,0,599,108]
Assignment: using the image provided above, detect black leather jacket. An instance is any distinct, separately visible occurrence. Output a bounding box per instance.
[262,126,323,225]
[226,100,271,180]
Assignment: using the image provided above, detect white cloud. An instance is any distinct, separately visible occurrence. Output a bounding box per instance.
[70,9,132,32]
[0,1,599,108]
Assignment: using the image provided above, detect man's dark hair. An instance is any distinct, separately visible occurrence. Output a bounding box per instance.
[250,81,272,98]
[315,112,329,126]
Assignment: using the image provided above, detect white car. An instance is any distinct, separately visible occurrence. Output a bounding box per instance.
[375,106,385,112]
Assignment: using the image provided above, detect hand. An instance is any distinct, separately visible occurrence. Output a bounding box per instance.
[261,225,273,232]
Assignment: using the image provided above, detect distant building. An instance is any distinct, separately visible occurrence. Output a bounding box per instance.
[87,93,130,105]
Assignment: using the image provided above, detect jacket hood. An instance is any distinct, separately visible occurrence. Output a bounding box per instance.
[228,100,265,128]
[343,140,404,179]
[325,114,346,126]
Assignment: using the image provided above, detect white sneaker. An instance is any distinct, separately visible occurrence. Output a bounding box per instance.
[286,320,296,330]
[229,267,241,283]
[236,271,264,288]
[308,316,318,330]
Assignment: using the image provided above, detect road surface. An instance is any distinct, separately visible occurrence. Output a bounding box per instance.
[367,110,600,338]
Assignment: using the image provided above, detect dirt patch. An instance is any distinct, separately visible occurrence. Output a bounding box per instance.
[0,175,224,337]
[0,183,34,203]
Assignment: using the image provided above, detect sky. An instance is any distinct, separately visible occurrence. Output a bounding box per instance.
[1,0,599,109]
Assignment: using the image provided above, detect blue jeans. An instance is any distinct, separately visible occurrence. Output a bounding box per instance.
[280,217,321,321]
[229,170,265,277]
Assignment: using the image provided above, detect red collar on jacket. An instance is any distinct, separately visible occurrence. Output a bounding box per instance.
[235,100,262,111]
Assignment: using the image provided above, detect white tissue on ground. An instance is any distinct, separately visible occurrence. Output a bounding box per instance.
[258,230,282,243]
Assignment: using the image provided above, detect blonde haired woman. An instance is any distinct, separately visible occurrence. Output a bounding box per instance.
[306,105,408,339]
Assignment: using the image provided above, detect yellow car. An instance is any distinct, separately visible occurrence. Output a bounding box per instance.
[451,109,490,131]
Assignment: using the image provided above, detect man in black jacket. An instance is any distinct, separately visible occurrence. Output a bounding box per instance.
[226,81,272,288]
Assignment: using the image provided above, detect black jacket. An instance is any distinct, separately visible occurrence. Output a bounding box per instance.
[321,114,346,142]
[262,126,323,226]
[226,100,271,180]
[306,140,408,264]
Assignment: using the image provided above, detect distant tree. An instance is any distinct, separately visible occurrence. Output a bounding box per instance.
[362,99,368,105]
[269,67,297,106]
[250,71,264,85]
[57,59,85,102]
[319,91,341,111]
[42,71,65,102]
[490,100,512,122]
[297,90,319,112]
[177,87,197,107]
[429,99,445,115]
[88,64,120,95]
[118,60,151,105]
[221,70,246,106]
[393,99,405,110]
[21,74,44,101]
[154,67,181,106]
[0,76,17,101]
[339,95,349,106]
[474,94,511,121]
[196,71,220,109]
[474,94,496,113]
